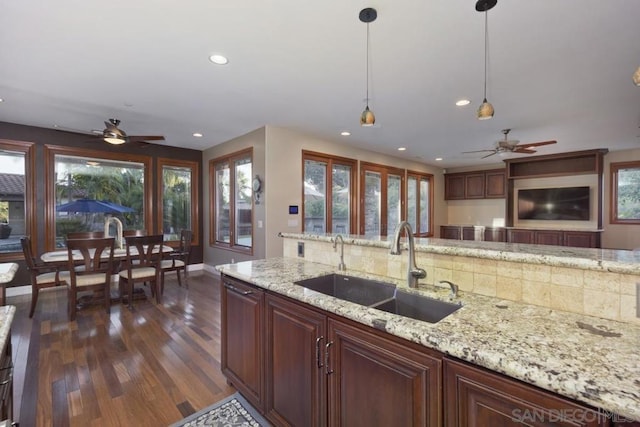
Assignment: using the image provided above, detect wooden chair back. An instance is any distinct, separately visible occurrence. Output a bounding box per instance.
[123,234,164,269]
[123,229,146,237]
[20,236,38,271]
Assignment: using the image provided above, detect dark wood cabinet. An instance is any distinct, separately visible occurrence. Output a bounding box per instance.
[444,174,465,200]
[564,231,599,248]
[464,173,485,199]
[440,226,462,240]
[220,275,265,411]
[485,170,507,198]
[535,230,563,246]
[444,358,607,426]
[265,294,327,427]
[507,229,535,244]
[445,169,506,200]
[484,227,506,242]
[328,318,442,427]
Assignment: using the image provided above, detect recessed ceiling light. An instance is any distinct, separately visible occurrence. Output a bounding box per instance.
[0,98,4,103]
[193,132,203,138]
[340,131,351,136]
[435,157,443,161]
[398,147,407,151]
[209,54,228,65]
[455,99,471,106]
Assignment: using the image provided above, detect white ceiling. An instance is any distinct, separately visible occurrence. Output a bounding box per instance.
[1,0,639,168]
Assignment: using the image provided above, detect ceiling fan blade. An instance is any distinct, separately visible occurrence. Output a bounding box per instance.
[481,152,498,159]
[512,148,537,154]
[516,140,557,149]
[128,135,165,142]
[462,149,495,154]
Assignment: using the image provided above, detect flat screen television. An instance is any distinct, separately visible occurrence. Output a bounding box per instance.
[517,186,590,221]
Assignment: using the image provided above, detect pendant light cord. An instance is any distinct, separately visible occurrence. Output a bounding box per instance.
[483,10,488,100]
[366,22,370,107]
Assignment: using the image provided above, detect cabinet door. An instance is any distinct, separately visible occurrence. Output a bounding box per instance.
[265,294,327,427]
[440,226,461,240]
[444,358,607,426]
[564,231,598,248]
[535,230,563,246]
[221,276,265,410]
[328,318,442,427]
[462,227,477,241]
[484,227,506,242]
[507,229,534,244]
[465,173,485,199]
[445,175,465,200]
[485,170,506,198]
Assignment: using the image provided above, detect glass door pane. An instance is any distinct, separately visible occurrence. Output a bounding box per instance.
[407,176,417,232]
[420,178,430,233]
[215,162,230,243]
[363,171,381,236]
[332,164,351,234]
[162,165,192,241]
[234,157,252,247]
[304,160,327,233]
[386,174,402,235]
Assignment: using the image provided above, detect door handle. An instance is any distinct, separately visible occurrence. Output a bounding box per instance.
[325,341,334,375]
[316,336,324,368]
[224,283,253,296]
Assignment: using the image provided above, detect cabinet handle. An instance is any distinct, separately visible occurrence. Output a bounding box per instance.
[224,283,253,296]
[315,337,324,368]
[325,341,334,375]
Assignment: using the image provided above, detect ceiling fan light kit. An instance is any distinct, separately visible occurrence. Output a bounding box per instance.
[633,66,640,86]
[476,0,497,120]
[462,128,557,158]
[359,7,377,127]
[93,118,165,146]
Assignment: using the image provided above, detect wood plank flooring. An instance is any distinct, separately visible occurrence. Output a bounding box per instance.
[7,271,235,426]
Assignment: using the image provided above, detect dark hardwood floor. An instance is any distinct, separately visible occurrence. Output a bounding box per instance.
[7,271,235,426]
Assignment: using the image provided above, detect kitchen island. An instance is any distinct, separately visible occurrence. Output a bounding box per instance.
[217,235,640,423]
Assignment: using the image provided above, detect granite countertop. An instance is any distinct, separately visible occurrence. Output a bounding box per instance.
[0,305,15,353]
[216,257,640,421]
[280,232,640,275]
[0,263,19,284]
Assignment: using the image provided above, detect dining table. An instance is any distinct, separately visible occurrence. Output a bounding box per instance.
[40,244,174,304]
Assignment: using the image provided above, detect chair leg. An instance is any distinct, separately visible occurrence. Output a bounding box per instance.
[176,268,182,287]
[29,285,39,318]
[105,284,111,315]
[183,266,189,289]
[69,289,77,321]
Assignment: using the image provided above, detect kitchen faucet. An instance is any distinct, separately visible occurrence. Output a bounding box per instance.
[390,221,426,288]
[333,234,346,271]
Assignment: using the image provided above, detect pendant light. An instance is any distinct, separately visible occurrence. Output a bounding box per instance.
[476,0,497,120]
[359,8,377,127]
[633,66,640,86]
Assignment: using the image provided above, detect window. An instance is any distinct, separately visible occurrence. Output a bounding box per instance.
[407,171,434,236]
[302,151,356,234]
[158,158,199,246]
[611,161,640,224]
[210,148,253,252]
[45,145,152,251]
[360,162,405,236]
[0,139,34,257]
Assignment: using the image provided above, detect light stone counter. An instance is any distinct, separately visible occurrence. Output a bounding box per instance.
[0,305,15,355]
[216,257,640,421]
[280,232,640,275]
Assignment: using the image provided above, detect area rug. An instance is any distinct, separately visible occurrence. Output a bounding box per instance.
[170,392,271,427]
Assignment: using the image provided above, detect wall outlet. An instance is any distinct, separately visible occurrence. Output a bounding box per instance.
[297,242,304,257]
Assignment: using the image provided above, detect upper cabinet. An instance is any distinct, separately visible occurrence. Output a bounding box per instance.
[445,169,506,200]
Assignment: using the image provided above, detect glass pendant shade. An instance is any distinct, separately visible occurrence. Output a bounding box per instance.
[360,105,375,126]
[477,98,494,120]
[633,66,640,86]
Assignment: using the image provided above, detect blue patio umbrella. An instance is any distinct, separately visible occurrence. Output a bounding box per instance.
[56,199,135,214]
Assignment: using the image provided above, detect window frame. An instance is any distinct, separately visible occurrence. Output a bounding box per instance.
[406,170,434,237]
[44,144,153,252]
[209,147,254,254]
[301,150,357,234]
[0,139,35,260]
[610,160,640,225]
[157,157,200,247]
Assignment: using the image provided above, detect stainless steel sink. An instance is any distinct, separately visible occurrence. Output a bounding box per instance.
[371,290,461,323]
[295,274,396,306]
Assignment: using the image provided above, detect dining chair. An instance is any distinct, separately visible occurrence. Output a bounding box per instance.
[67,231,105,240]
[160,229,193,292]
[119,234,164,308]
[65,237,116,321]
[122,229,146,237]
[21,236,70,318]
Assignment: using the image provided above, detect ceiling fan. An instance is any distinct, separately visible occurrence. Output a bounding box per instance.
[89,119,165,146]
[463,129,557,159]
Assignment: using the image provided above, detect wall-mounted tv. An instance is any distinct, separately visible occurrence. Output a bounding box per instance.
[517,186,590,221]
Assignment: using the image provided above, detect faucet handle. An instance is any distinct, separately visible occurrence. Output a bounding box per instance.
[439,280,459,298]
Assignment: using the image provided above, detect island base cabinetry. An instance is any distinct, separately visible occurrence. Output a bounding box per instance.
[444,358,608,426]
[220,275,265,412]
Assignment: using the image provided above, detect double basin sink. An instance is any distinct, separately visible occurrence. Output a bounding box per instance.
[294,274,461,323]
